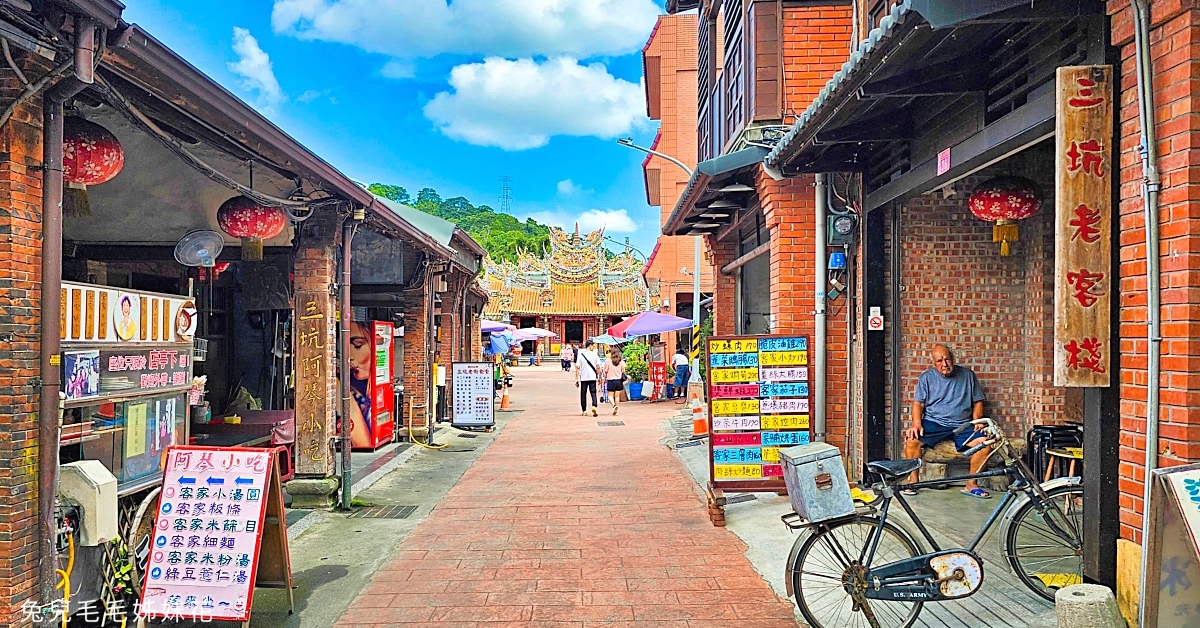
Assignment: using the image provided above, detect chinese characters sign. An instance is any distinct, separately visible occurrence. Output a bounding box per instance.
[451,362,495,427]
[139,447,274,622]
[294,291,332,475]
[99,348,192,395]
[1055,66,1112,387]
[706,335,811,489]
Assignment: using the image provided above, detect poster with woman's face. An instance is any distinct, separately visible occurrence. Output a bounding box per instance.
[113,293,139,341]
[347,321,373,448]
[174,301,197,341]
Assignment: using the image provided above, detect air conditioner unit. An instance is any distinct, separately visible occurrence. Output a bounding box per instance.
[434,276,449,293]
[58,460,118,546]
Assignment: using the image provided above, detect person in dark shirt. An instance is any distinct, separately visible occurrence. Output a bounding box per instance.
[902,344,991,498]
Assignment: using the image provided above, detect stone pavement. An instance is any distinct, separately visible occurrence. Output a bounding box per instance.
[336,364,799,627]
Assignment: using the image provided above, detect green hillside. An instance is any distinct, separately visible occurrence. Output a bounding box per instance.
[368,184,550,263]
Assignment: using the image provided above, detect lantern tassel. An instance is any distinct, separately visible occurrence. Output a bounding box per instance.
[242,237,264,261]
[993,222,1019,257]
[62,182,91,218]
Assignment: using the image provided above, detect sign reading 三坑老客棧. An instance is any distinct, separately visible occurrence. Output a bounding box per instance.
[1054,65,1113,387]
[707,335,811,490]
[451,362,495,428]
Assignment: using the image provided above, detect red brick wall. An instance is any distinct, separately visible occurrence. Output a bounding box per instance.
[0,51,49,628]
[400,287,430,430]
[1107,0,1200,542]
[782,3,854,121]
[707,236,738,336]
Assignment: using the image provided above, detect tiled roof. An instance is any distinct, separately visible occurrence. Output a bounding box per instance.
[483,282,644,317]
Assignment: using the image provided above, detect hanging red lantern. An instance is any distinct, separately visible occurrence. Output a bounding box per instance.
[62,117,125,217]
[968,176,1041,256]
[216,196,287,261]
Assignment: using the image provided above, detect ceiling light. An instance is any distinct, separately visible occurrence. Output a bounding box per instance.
[700,212,730,219]
[694,222,721,228]
[717,183,754,193]
[686,229,710,236]
[707,199,739,209]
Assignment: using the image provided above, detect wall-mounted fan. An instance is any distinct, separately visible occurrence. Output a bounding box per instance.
[174,230,224,268]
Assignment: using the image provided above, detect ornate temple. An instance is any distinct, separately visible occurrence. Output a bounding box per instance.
[482,226,655,346]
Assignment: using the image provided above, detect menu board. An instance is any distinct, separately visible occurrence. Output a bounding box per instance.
[707,335,811,490]
[139,447,275,622]
[451,362,495,427]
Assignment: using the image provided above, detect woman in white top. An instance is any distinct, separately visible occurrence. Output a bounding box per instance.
[604,348,626,415]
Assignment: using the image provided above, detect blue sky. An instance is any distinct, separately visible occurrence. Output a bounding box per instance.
[122,0,669,257]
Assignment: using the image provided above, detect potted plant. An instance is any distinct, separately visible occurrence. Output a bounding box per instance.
[625,357,649,400]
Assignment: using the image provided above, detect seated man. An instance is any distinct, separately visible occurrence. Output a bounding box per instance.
[902,344,991,498]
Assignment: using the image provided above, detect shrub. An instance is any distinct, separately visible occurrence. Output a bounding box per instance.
[625,357,649,383]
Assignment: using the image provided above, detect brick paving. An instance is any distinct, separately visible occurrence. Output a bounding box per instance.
[336,365,799,627]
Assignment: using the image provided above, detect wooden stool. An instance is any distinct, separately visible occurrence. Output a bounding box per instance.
[1044,447,1084,482]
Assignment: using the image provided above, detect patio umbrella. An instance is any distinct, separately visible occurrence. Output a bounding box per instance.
[591,334,628,346]
[607,311,693,338]
[510,329,539,342]
[521,327,558,337]
[481,320,510,333]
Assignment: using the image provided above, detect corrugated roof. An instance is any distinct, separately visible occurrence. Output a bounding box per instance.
[764,0,916,169]
[371,194,457,248]
[483,283,644,317]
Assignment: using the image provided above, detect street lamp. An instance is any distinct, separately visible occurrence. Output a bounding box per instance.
[616,138,704,393]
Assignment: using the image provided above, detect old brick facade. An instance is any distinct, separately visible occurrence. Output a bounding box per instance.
[292,212,341,477]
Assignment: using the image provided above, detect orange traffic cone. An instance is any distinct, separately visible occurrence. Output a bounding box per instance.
[690,389,708,439]
[500,384,512,410]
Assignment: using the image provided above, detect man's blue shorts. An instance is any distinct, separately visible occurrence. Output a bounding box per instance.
[919,420,985,452]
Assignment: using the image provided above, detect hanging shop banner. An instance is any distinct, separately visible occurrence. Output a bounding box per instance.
[96,348,193,396]
[294,291,333,476]
[451,362,495,428]
[1054,65,1113,387]
[1139,462,1200,628]
[60,281,194,345]
[707,335,811,491]
[139,446,293,622]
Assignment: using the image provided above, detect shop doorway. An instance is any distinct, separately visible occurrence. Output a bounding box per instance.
[518,317,536,354]
[565,320,584,343]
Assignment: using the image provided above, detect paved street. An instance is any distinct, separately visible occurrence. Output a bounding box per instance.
[336,364,798,627]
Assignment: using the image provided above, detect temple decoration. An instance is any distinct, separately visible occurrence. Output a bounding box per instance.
[968,176,1042,256]
[62,117,125,217]
[482,226,657,341]
[216,196,288,261]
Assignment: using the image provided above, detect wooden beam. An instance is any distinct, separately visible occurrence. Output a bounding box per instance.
[816,113,913,143]
[720,242,770,275]
[859,59,991,98]
[716,207,763,244]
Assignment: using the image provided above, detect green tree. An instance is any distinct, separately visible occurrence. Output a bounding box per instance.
[367,183,411,205]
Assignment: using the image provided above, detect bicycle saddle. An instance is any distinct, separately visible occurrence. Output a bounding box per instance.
[867,458,923,480]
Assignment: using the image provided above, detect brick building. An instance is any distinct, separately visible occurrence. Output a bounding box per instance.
[640,14,715,351]
[0,3,482,624]
[665,0,1200,620]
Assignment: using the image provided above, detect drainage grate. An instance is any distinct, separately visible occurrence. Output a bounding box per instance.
[597,421,625,427]
[348,505,418,519]
[674,440,704,449]
[458,433,478,439]
[725,494,756,505]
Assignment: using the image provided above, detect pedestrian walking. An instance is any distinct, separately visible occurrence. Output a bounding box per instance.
[575,340,601,416]
[672,347,690,398]
[605,348,627,415]
[560,343,573,371]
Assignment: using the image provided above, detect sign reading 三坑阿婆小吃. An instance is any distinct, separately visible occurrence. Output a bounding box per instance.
[706,335,811,491]
[139,446,293,623]
[452,362,495,428]
[293,291,332,476]
[1054,65,1113,387]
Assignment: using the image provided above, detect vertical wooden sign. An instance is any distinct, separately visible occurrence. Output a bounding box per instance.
[294,291,333,475]
[1055,65,1113,387]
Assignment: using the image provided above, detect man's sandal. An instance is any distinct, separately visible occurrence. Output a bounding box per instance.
[961,487,991,499]
[899,488,918,496]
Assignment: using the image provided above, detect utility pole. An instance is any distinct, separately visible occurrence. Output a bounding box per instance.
[499,176,513,214]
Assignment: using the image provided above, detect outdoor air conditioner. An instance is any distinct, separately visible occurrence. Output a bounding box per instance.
[434,276,449,293]
[57,460,118,546]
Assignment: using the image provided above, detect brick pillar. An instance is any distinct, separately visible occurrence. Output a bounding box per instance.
[287,211,340,507]
[469,309,482,362]
[0,50,49,628]
[401,291,430,430]
[707,236,738,337]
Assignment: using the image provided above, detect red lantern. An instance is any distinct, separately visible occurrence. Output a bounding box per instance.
[62,117,124,216]
[968,176,1041,256]
[216,196,287,261]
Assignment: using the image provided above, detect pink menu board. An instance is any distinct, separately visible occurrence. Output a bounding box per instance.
[139,446,275,622]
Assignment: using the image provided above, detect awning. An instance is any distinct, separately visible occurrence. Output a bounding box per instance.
[662,146,768,237]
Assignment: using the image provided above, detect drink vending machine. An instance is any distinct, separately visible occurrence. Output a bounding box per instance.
[350,320,396,449]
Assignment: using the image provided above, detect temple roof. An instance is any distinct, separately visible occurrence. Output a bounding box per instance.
[482,225,655,318]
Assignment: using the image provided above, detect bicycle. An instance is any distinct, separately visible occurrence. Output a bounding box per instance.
[783,418,1084,628]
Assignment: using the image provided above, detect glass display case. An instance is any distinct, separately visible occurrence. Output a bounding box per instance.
[60,392,188,492]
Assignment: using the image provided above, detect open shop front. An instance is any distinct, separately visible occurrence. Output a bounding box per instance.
[761,1,1119,591]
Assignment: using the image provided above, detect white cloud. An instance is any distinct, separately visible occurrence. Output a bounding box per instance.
[271,0,660,63]
[423,57,648,150]
[296,89,327,103]
[557,179,582,196]
[228,28,284,109]
[531,208,638,234]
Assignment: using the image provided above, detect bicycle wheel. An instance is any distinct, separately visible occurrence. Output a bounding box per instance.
[790,515,924,628]
[1005,484,1085,601]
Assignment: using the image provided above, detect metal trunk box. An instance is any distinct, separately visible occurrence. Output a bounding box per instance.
[781,443,855,522]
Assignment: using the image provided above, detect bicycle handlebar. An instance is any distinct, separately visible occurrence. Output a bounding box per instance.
[961,438,997,457]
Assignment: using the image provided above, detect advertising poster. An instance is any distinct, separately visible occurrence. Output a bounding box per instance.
[451,362,495,428]
[63,350,101,401]
[126,402,148,458]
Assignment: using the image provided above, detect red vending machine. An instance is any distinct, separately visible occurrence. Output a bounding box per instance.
[349,320,395,449]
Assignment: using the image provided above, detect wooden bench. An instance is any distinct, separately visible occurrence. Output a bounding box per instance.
[916,438,1027,491]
